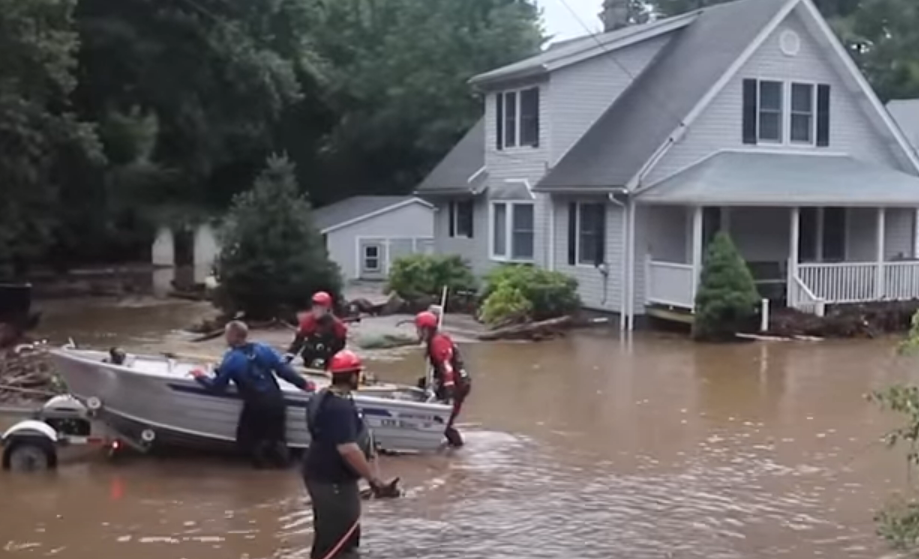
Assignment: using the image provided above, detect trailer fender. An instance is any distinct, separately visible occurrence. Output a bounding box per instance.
[2,420,58,444]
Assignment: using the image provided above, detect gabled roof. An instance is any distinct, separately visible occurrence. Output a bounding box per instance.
[538,0,791,190]
[637,151,919,206]
[414,118,486,195]
[470,11,701,88]
[888,99,919,151]
[314,196,433,234]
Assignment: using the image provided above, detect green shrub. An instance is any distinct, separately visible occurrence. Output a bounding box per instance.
[479,283,533,327]
[480,264,580,323]
[692,232,760,341]
[213,155,342,319]
[385,254,477,302]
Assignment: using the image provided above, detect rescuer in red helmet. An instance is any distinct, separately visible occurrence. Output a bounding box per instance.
[285,291,348,369]
[414,310,472,447]
[303,349,396,559]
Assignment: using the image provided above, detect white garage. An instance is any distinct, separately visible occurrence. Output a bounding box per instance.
[315,196,435,281]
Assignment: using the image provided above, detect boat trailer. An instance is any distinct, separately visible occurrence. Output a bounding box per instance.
[0,395,156,472]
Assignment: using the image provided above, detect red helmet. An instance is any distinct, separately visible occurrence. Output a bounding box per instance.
[414,311,438,330]
[328,350,362,375]
[312,291,333,307]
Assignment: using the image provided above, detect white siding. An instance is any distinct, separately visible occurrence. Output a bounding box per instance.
[549,35,670,166]
[325,203,434,281]
[432,197,494,275]
[551,196,626,312]
[646,10,906,185]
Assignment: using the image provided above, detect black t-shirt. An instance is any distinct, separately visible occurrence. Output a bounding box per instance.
[303,392,363,483]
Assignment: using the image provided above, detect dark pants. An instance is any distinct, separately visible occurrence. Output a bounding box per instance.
[444,377,472,447]
[305,478,362,559]
[236,390,288,468]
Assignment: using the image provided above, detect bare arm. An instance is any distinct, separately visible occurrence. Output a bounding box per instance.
[337,443,379,483]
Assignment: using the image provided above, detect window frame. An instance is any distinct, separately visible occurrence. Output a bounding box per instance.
[757,79,784,144]
[496,86,539,150]
[449,199,474,238]
[574,202,607,267]
[788,81,817,146]
[489,201,535,263]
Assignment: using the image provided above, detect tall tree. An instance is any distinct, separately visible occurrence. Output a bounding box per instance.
[301,0,544,205]
[0,0,101,278]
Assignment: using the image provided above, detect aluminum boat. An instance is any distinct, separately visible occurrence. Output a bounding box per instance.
[47,346,452,454]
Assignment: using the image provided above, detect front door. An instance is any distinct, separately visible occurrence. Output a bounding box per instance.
[359,241,385,280]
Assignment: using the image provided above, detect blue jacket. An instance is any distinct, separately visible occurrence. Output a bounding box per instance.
[195,342,308,395]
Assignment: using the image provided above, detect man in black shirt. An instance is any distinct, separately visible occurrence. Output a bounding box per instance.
[303,349,385,559]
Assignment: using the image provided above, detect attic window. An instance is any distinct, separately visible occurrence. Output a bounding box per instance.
[495,87,540,149]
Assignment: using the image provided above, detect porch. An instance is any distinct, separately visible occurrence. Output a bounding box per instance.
[643,205,919,316]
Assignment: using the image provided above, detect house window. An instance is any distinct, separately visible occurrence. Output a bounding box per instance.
[758,80,783,142]
[495,87,539,149]
[569,202,606,266]
[790,83,815,144]
[490,201,535,261]
[363,245,381,271]
[448,199,474,238]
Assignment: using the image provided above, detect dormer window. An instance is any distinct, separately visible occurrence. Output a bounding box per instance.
[496,87,540,149]
[743,78,831,147]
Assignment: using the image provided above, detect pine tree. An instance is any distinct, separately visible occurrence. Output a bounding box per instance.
[692,231,760,341]
[213,154,342,319]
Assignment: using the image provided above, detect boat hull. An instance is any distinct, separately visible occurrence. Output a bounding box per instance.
[48,348,452,454]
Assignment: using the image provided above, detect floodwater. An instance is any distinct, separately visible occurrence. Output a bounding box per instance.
[2,298,917,558]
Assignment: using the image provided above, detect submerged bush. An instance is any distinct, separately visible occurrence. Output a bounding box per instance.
[385,254,477,303]
[692,232,760,341]
[213,155,342,319]
[479,264,580,325]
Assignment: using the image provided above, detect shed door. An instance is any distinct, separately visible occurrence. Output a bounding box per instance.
[359,240,386,280]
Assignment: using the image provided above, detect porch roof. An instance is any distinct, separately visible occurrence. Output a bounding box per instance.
[636,151,919,207]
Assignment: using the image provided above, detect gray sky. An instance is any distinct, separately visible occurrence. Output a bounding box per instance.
[538,0,602,42]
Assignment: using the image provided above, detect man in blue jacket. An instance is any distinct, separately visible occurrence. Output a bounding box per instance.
[192,320,316,469]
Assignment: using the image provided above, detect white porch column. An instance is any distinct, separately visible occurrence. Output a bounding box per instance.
[876,207,886,299]
[691,206,704,305]
[789,207,800,307]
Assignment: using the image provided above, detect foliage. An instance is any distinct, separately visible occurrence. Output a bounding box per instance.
[479,282,533,327]
[479,264,580,324]
[692,232,760,341]
[212,155,341,319]
[385,254,477,303]
[0,0,101,278]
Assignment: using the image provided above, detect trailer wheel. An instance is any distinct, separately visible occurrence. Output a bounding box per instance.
[2,438,57,472]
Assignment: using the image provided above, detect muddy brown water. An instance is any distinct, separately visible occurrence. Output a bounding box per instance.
[2,298,917,558]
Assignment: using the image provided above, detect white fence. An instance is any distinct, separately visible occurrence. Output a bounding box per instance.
[646,259,695,309]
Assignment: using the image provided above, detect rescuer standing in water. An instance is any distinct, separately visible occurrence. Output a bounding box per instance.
[303,349,394,559]
[286,291,348,369]
[414,310,472,447]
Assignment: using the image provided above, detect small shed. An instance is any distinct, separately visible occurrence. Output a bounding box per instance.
[315,196,435,281]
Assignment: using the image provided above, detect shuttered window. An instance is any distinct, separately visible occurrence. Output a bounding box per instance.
[448,200,474,238]
[566,202,606,266]
[742,79,830,147]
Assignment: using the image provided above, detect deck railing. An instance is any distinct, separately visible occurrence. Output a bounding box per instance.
[795,260,919,308]
[646,258,695,309]
[787,274,826,317]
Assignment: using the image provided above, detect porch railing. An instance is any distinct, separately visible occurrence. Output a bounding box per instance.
[646,258,695,309]
[793,260,919,312]
[787,274,826,317]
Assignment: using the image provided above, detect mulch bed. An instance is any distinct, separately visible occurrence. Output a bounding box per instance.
[768,300,919,338]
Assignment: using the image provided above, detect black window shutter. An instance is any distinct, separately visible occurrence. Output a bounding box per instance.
[533,89,540,147]
[448,201,456,237]
[817,84,831,147]
[595,205,606,265]
[742,79,758,145]
[464,200,474,238]
[568,203,577,266]
[495,93,504,150]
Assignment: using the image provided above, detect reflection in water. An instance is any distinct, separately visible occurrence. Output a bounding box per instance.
[3,301,917,558]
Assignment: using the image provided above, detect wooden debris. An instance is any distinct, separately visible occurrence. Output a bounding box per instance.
[0,345,65,403]
[476,316,573,341]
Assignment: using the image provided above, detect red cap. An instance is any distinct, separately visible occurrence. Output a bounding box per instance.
[312,291,333,307]
[328,350,362,375]
[414,311,438,330]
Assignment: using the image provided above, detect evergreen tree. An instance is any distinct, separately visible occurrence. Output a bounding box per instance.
[692,232,760,341]
[213,155,341,319]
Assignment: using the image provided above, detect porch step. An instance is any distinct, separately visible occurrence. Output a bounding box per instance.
[646,305,694,326]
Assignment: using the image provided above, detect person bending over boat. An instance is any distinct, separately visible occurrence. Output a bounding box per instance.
[285,291,348,369]
[414,311,472,448]
[191,320,316,469]
[303,349,393,559]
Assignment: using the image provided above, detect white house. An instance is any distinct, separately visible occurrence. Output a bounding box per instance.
[314,196,435,281]
[416,0,919,330]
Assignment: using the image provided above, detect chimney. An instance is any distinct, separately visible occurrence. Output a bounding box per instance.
[600,0,630,32]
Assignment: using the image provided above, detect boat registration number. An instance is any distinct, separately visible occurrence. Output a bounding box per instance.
[378,418,421,429]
